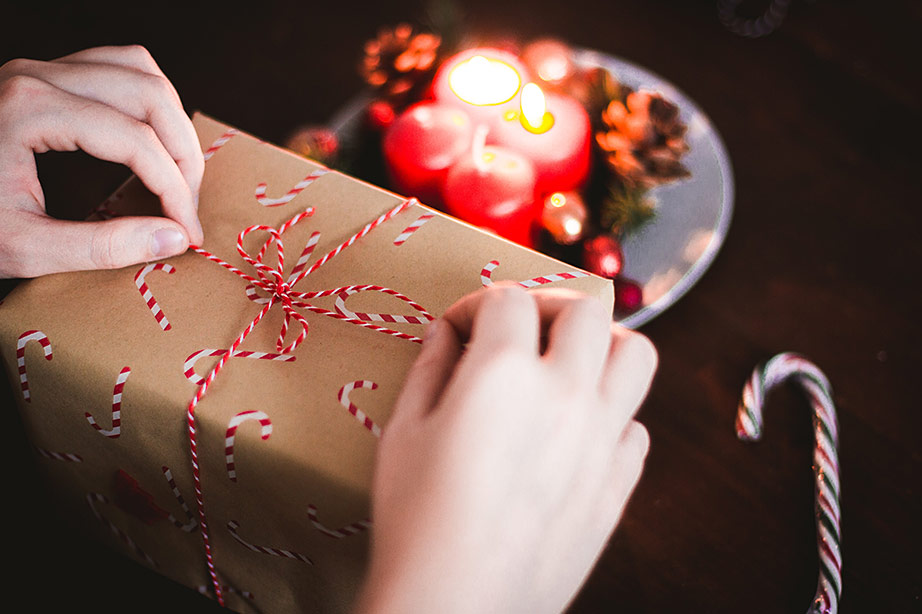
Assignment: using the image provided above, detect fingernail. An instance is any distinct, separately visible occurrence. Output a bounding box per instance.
[151,228,187,257]
[424,319,443,343]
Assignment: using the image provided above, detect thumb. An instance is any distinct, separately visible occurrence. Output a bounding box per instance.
[23,213,189,277]
[390,319,463,426]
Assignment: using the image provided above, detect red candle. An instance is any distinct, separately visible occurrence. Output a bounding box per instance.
[442,127,539,247]
[432,47,529,131]
[490,82,591,196]
[382,101,473,205]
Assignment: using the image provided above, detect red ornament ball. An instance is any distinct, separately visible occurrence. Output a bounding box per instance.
[582,234,624,279]
[613,277,643,315]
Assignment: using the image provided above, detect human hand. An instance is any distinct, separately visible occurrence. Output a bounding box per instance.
[0,45,203,278]
[355,285,657,614]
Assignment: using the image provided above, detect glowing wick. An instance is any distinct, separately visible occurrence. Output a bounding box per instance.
[448,55,522,106]
[520,83,555,133]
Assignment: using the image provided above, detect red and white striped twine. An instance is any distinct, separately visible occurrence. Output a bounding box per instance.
[225,411,273,482]
[85,366,130,438]
[393,212,434,246]
[254,169,329,207]
[16,330,52,402]
[337,380,381,438]
[135,263,176,331]
[183,349,296,386]
[35,446,82,463]
[227,519,313,564]
[203,129,239,162]
[479,259,589,288]
[306,504,371,539]
[87,492,157,568]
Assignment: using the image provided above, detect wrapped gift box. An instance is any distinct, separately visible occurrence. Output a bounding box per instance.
[0,114,613,613]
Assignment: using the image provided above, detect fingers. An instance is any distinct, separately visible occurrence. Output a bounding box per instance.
[7,210,189,277]
[541,291,614,382]
[442,283,541,355]
[390,319,463,425]
[601,325,658,432]
[602,420,651,522]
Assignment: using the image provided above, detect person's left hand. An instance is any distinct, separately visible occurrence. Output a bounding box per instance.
[0,45,203,279]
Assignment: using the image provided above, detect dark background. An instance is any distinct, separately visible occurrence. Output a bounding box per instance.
[1,0,920,612]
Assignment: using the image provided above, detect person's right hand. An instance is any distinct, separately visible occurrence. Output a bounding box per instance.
[356,285,658,614]
[0,45,203,279]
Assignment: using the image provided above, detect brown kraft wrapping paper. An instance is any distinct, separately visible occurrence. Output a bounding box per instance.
[0,113,613,613]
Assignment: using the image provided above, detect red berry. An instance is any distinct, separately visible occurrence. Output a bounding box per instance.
[367,100,397,131]
[582,234,624,278]
[613,277,643,314]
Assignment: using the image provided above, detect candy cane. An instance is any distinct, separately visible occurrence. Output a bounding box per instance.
[226,520,313,564]
[393,212,434,246]
[203,128,239,161]
[254,169,328,207]
[737,352,842,614]
[34,446,82,463]
[337,380,381,437]
[86,492,157,568]
[17,330,52,402]
[480,259,589,288]
[306,504,371,539]
[225,411,273,482]
[333,285,434,325]
[135,263,176,331]
[183,349,296,386]
[85,366,130,438]
[197,584,256,604]
[161,466,197,532]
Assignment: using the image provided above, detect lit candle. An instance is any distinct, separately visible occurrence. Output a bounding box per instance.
[442,126,539,247]
[490,82,592,196]
[382,101,473,205]
[432,48,529,130]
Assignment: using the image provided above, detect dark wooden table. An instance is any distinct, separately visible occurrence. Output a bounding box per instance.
[2,1,919,612]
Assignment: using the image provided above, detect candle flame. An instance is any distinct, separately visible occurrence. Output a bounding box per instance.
[521,83,546,131]
[449,55,521,106]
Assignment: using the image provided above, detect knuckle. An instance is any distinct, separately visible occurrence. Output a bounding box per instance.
[0,73,46,105]
[0,57,29,78]
[622,330,659,373]
[122,44,158,71]
[89,230,124,270]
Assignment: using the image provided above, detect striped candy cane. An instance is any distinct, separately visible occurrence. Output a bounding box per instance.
[35,446,82,463]
[203,128,239,161]
[161,466,197,532]
[85,366,130,438]
[225,411,273,482]
[333,285,434,325]
[737,352,842,614]
[306,504,371,539]
[227,520,313,564]
[393,212,434,246]
[135,263,176,331]
[197,584,256,604]
[183,349,296,386]
[87,492,157,568]
[337,380,381,437]
[17,330,52,402]
[480,259,589,288]
[254,169,328,207]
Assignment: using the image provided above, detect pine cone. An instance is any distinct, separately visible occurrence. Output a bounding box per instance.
[361,24,441,103]
[595,89,690,189]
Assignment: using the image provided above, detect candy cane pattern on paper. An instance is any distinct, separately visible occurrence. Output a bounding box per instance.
[161,466,197,532]
[333,285,434,326]
[225,411,273,482]
[737,352,842,614]
[393,212,434,246]
[17,330,52,402]
[337,380,381,438]
[183,349,296,386]
[87,492,157,568]
[203,128,239,161]
[254,169,328,207]
[479,260,589,288]
[198,584,257,605]
[227,520,313,564]
[85,366,130,438]
[307,504,371,539]
[35,446,82,463]
[135,263,176,331]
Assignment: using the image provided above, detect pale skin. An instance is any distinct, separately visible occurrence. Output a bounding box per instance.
[2,46,658,613]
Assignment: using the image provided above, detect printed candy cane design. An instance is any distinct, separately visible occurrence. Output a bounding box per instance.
[198,584,256,604]
[85,366,130,438]
[87,492,157,568]
[307,504,371,539]
[227,520,313,564]
[393,212,434,246]
[333,285,434,326]
[480,259,589,288]
[35,446,82,463]
[203,128,239,161]
[254,169,328,207]
[161,466,197,532]
[135,263,176,331]
[737,352,842,614]
[337,380,381,438]
[183,349,296,386]
[225,411,273,482]
[17,330,52,402]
